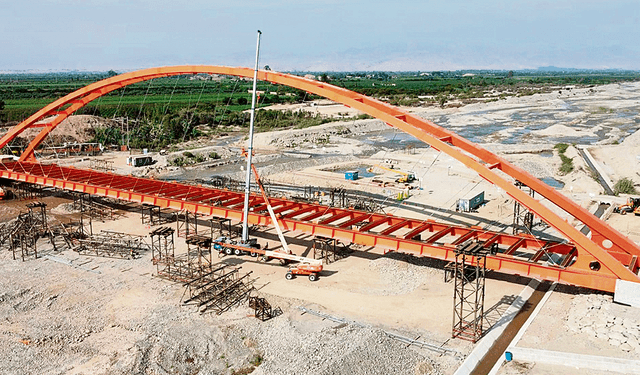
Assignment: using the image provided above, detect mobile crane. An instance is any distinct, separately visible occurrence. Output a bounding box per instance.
[213,148,323,281]
[215,35,322,281]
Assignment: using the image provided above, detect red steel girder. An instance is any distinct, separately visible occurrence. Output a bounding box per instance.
[283,205,317,219]
[339,213,373,229]
[0,160,633,292]
[300,209,332,222]
[272,202,300,215]
[403,221,434,240]
[318,211,352,225]
[379,219,411,236]
[360,217,391,232]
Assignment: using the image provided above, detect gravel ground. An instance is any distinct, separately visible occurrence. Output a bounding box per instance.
[0,246,448,375]
[363,253,444,296]
[246,316,441,375]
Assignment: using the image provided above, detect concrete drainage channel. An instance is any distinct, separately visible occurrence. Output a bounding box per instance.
[577,146,615,195]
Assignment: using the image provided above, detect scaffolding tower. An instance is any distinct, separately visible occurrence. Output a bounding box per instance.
[208,217,235,239]
[141,204,173,226]
[312,236,343,264]
[186,235,214,274]
[10,181,44,200]
[513,181,535,235]
[176,209,199,238]
[452,240,488,343]
[150,226,176,278]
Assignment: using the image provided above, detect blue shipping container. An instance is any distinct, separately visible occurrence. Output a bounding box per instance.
[345,171,359,180]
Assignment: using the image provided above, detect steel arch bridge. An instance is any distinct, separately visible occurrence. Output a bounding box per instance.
[0,65,638,292]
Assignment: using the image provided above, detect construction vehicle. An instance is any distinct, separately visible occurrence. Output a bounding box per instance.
[213,148,323,281]
[613,197,640,215]
[369,164,416,183]
[212,238,323,281]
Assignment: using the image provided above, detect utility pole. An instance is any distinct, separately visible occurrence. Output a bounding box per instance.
[242,30,262,243]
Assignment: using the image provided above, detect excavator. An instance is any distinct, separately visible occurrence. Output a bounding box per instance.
[613,197,640,215]
[368,164,416,183]
[212,149,323,281]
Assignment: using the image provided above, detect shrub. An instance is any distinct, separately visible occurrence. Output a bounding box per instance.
[183,151,195,158]
[614,177,637,196]
[250,354,263,367]
[170,156,185,167]
[209,152,220,159]
[554,143,569,154]
[559,154,574,174]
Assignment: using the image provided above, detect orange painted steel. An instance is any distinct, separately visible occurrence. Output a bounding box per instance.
[0,161,628,292]
[0,65,638,292]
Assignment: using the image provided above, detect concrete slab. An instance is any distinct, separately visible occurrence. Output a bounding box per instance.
[614,279,640,308]
[506,347,640,374]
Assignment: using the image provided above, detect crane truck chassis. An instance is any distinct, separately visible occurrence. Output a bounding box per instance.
[213,236,323,281]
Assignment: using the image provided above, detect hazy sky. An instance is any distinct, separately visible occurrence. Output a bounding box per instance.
[1,0,639,72]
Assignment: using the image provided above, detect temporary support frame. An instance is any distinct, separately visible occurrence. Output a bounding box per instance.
[141,203,173,226]
[177,209,199,238]
[248,296,277,321]
[6,202,51,261]
[10,181,43,201]
[513,181,535,235]
[72,192,116,222]
[312,235,342,264]
[150,226,175,276]
[452,241,487,343]
[208,217,235,239]
[186,235,214,273]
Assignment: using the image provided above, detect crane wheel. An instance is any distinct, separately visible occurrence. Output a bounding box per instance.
[250,252,258,257]
[279,259,288,266]
[224,248,233,255]
[285,272,294,280]
[233,248,242,256]
[308,273,317,282]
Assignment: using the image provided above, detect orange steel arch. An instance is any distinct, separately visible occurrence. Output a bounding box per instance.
[1,65,638,289]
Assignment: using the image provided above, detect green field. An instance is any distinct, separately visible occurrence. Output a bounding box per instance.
[1,69,638,150]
